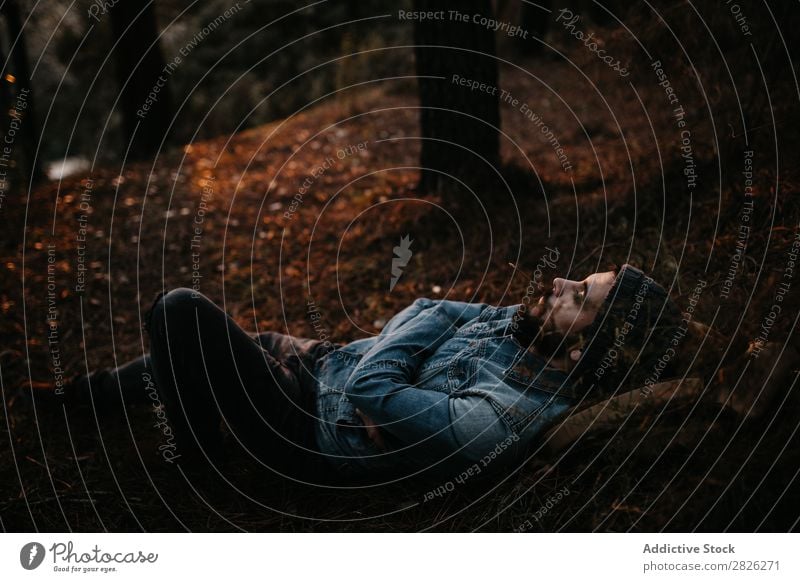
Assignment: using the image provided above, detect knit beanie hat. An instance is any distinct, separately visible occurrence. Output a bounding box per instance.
[572,264,683,399]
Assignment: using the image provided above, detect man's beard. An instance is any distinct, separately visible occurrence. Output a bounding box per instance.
[512,286,575,359]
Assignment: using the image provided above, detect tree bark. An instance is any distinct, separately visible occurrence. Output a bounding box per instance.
[109,0,173,160]
[413,0,500,200]
[519,0,551,55]
[1,0,44,183]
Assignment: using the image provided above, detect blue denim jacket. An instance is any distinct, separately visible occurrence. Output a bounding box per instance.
[313,298,579,482]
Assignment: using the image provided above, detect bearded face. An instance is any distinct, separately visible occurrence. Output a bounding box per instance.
[511,286,577,359]
[510,269,618,361]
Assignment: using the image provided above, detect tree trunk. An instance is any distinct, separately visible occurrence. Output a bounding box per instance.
[1,0,44,183]
[109,0,173,160]
[519,0,551,55]
[413,0,500,200]
[0,33,10,139]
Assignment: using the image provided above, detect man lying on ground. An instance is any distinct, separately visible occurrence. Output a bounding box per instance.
[62,264,793,485]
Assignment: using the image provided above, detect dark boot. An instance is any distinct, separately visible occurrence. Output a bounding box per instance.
[62,368,116,411]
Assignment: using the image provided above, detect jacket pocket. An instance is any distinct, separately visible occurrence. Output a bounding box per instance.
[329,392,385,457]
[456,388,545,437]
[491,397,547,436]
[334,420,384,457]
[488,392,547,436]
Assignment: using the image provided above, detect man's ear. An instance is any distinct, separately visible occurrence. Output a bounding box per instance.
[569,349,582,362]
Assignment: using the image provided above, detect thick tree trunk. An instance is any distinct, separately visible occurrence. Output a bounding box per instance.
[1,0,43,183]
[519,0,551,55]
[413,0,500,200]
[110,0,173,160]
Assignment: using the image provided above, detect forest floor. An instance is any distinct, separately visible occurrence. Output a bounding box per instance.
[2,52,800,531]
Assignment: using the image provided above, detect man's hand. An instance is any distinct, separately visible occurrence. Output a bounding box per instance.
[355,408,387,451]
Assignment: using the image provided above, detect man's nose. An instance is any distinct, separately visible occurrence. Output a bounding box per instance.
[554,277,580,297]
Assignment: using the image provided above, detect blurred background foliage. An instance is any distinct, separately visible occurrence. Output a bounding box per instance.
[24,0,415,165]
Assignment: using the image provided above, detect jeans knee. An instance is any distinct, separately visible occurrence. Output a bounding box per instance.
[163,287,200,307]
[147,287,208,335]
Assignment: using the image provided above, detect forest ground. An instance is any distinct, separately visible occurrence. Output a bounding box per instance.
[2,50,800,532]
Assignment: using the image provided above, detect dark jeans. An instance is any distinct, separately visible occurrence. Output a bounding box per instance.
[107,288,329,480]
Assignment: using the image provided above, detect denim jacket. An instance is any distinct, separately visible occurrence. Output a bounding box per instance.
[313,298,579,483]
